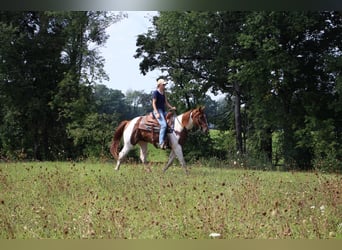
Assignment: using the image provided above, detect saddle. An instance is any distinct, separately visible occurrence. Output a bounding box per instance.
[135,112,175,149]
[138,112,174,133]
[131,111,186,149]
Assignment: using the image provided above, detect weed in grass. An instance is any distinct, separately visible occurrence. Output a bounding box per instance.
[0,162,341,239]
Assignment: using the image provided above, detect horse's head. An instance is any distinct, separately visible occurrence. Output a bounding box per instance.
[191,106,209,133]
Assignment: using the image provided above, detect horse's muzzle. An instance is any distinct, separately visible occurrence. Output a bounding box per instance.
[202,127,209,134]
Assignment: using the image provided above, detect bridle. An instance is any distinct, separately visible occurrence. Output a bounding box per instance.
[191,110,209,133]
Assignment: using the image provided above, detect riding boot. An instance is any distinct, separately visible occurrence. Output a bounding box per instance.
[163,127,169,149]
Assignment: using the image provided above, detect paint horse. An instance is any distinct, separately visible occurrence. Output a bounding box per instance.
[110,107,209,174]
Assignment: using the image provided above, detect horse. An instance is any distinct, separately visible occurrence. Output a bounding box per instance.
[110,106,209,174]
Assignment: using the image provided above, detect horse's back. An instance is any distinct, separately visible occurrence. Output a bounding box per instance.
[123,116,143,141]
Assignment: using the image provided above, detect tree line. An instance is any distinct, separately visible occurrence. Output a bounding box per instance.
[0,11,126,160]
[135,11,341,172]
[0,11,341,172]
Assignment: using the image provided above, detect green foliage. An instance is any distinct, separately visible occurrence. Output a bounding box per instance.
[67,113,117,158]
[296,118,342,172]
[0,108,25,159]
[135,11,245,109]
[0,11,122,160]
[182,130,213,162]
[125,89,153,117]
[230,11,342,170]
[209,130,235,160]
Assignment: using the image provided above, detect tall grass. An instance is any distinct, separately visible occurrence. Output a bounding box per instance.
[0,161,341,239]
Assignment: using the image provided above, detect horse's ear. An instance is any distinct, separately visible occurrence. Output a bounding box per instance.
[200,106,205,112]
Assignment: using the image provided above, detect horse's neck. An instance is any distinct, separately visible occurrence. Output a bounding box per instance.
[175,111,193,131]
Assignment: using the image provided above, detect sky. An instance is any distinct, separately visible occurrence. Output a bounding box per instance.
[99,11,162,94]
[99,11,225,100]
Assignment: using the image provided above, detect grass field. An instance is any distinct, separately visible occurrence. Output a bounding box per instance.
[0,160,341,239]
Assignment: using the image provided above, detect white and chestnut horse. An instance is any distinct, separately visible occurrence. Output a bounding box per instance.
[110,106,209,174]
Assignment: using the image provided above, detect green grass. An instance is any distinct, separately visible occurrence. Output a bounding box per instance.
[0,161,341,239]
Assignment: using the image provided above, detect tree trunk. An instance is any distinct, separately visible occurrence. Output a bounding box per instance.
[234,82,243,154]
[261,127,273,163]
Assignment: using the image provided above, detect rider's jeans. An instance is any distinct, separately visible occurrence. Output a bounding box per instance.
[153,109,167,145]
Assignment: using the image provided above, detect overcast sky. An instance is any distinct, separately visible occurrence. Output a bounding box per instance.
[99,11,162,94]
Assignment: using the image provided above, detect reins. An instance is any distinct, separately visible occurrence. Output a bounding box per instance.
[173,110,182,128]
[169,109,186,136]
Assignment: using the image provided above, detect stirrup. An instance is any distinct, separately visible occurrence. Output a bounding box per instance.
[159,143,167,150]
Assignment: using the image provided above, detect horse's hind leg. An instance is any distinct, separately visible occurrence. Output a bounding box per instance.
[138,141,148,164]
[139,141,152,172]
[115,144,133,171]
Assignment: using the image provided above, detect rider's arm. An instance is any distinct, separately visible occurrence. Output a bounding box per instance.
[152,98,158,113]
[165,94,176,110]
[152,98,160,118]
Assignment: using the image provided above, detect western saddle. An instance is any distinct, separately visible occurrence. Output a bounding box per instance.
[137,112,175,148]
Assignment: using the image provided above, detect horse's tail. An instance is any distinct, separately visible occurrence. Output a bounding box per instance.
[110,120,129,160]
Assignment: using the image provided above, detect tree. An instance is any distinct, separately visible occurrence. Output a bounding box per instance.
[234,11,342,169]
[135,12,216,109]
[49,11,125,159]
[0,11,69,159]
[135,11,249,154]
[93,84,127,118]
[125,90,152,117]
[0,11,124,160]
[134,11,342,170]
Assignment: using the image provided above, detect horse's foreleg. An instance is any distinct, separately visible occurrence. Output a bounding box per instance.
[163,145,188,175]
[163,150,176,173]
[173,144,188,175]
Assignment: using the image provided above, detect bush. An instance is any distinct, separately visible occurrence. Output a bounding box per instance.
[183,130,214,162]
[313,150,342,173]
[209,130,236,160]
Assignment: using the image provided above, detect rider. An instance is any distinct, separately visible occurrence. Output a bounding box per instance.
[152,78,176,149]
